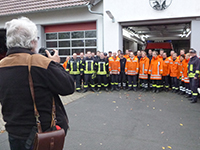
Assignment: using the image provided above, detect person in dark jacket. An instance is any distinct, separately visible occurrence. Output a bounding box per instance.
[119,52,127,89]
[66,53,82,92]
[187,48,200,103]
[0,17,74,150]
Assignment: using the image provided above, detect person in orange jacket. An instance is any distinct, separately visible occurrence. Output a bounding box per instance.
[177,49,185,60]
[162,52,170,91]
[178,54,185,94]
[167,50,175,61]
[62,56,70,69]
[124,49,130,59]
[158,49,164,59]
[125,52,139,91]
[109,52,120,91]
[169,53,180,93]
[148,51,163,93]
[182,53,191,97]
[139,51,149,92]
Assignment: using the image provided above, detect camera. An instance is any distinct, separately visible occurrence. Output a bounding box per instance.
[38,47,55,57]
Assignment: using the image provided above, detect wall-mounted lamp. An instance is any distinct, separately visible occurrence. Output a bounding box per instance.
[106,10,115,23]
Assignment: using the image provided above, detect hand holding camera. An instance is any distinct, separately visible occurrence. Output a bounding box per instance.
[45,49,60,63]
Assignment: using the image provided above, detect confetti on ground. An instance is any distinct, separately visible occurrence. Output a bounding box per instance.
[0,130,5,134]
[113,101,116,103]
[116,106,119,108]
[100,143,103,145]
[153,100,155,102]
[138,97,141,99]
[147,124,149,126]
[162,147,165,149]
[130,108,133,110]
[161,131,164,134]
[153,107,155,109]
[99,92,102,94]
[159,109,162,111]
[180,123,183,126]
[75,114,77,116]
[97,94,99,96]
[168,146,172,149]
[80,143,82,145]
[147,105,149,107]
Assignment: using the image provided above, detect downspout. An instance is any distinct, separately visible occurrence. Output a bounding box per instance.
[87,3,104,52]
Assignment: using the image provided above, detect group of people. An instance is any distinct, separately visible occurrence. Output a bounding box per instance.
[63,48,200,103]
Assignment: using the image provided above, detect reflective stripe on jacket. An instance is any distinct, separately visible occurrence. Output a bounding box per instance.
[148,56,163,80]
[162,58,170,76]
[169,58,180,79]
[125,57,139,75]
[109,56,120,74]
[139,56,149,79]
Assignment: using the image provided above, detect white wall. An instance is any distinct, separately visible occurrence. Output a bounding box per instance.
[103,0,200,53]
[0,2,103,52]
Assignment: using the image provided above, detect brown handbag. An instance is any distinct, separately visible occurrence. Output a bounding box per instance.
[28,55,65,150]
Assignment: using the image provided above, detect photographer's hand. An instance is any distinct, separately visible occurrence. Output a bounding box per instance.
[46,49,60,63]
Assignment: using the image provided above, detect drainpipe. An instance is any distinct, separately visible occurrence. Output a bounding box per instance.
[87,3,104,52]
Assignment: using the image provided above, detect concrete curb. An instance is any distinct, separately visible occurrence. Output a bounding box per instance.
[0,92,90,133]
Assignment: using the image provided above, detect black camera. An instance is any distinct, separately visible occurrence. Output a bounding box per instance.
[38,47,55,57]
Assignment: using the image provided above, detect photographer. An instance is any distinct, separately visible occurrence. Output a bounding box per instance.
[0,17,74,150]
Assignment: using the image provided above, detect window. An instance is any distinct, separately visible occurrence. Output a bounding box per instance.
[45,30,97,62]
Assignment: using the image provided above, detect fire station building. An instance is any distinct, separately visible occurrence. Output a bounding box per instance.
[0,0,199,63]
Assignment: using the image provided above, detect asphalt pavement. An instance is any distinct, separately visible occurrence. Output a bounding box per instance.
[0,90,200,150]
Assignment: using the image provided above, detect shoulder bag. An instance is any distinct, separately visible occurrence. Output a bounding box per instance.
[28,55,65,150]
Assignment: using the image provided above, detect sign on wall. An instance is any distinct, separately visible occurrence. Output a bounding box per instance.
[149,0,172,11]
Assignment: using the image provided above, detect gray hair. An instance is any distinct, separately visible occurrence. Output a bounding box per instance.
[5,17,38,49]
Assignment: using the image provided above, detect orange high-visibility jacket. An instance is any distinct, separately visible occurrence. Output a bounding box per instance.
[148,56,163,80]
[169,58,180,79]
[182,58,190,83]
[62,60,68,69]
[109,56,120,74]
[125,57,139,75]
[139,56,149,79]
[162,57,170,76]
[124,54,130,59]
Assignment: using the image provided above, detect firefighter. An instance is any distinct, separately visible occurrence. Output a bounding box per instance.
[124,49,130,59]
[108,51,112,58]
[66,53,82,92]
[148,51,163,93]
[183,53,191,98]
[139,51,149,92]
[79,52,85,88]
[82,51,97,93]
[119,52,127,90]
[162,52,170,91]
[109,52,120,91]
[159,49,164,59]
[187,49,200,103]
[169,53,180,93]
[62,56,70,69]
[178,54,185,94]
[125,52,139,91]
[96,53,109,92]
[177,49,185,60]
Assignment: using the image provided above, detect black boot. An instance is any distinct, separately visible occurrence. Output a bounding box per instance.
[91,88,96,92]
[111,87,114,91]
[153,89,156,93]
[115,87,120,91]
[191,100,197,103]
[97,88,101,92]
[105,88,109,92]
[156,89,160,93]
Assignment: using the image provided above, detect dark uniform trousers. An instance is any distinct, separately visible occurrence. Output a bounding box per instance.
[84,74,95,90]
[152,80,161,90]
[189,78,199,101]
[119,72,126,88]
[128,75,137,89]
[111,74,119,88]
[72,74,81,91]
[97,75,108,88]
[163,76,170,89]
[171,77,178,91]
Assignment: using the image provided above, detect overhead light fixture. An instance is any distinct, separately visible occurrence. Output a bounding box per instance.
[106,10,115,23]
[186,31,191,37]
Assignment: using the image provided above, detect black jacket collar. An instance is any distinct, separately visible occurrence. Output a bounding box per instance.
[6,47,34,56]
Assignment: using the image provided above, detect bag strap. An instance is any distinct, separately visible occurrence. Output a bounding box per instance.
[28,55,56,133]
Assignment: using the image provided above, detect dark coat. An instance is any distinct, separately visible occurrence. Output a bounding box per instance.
[0,47,74,139]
